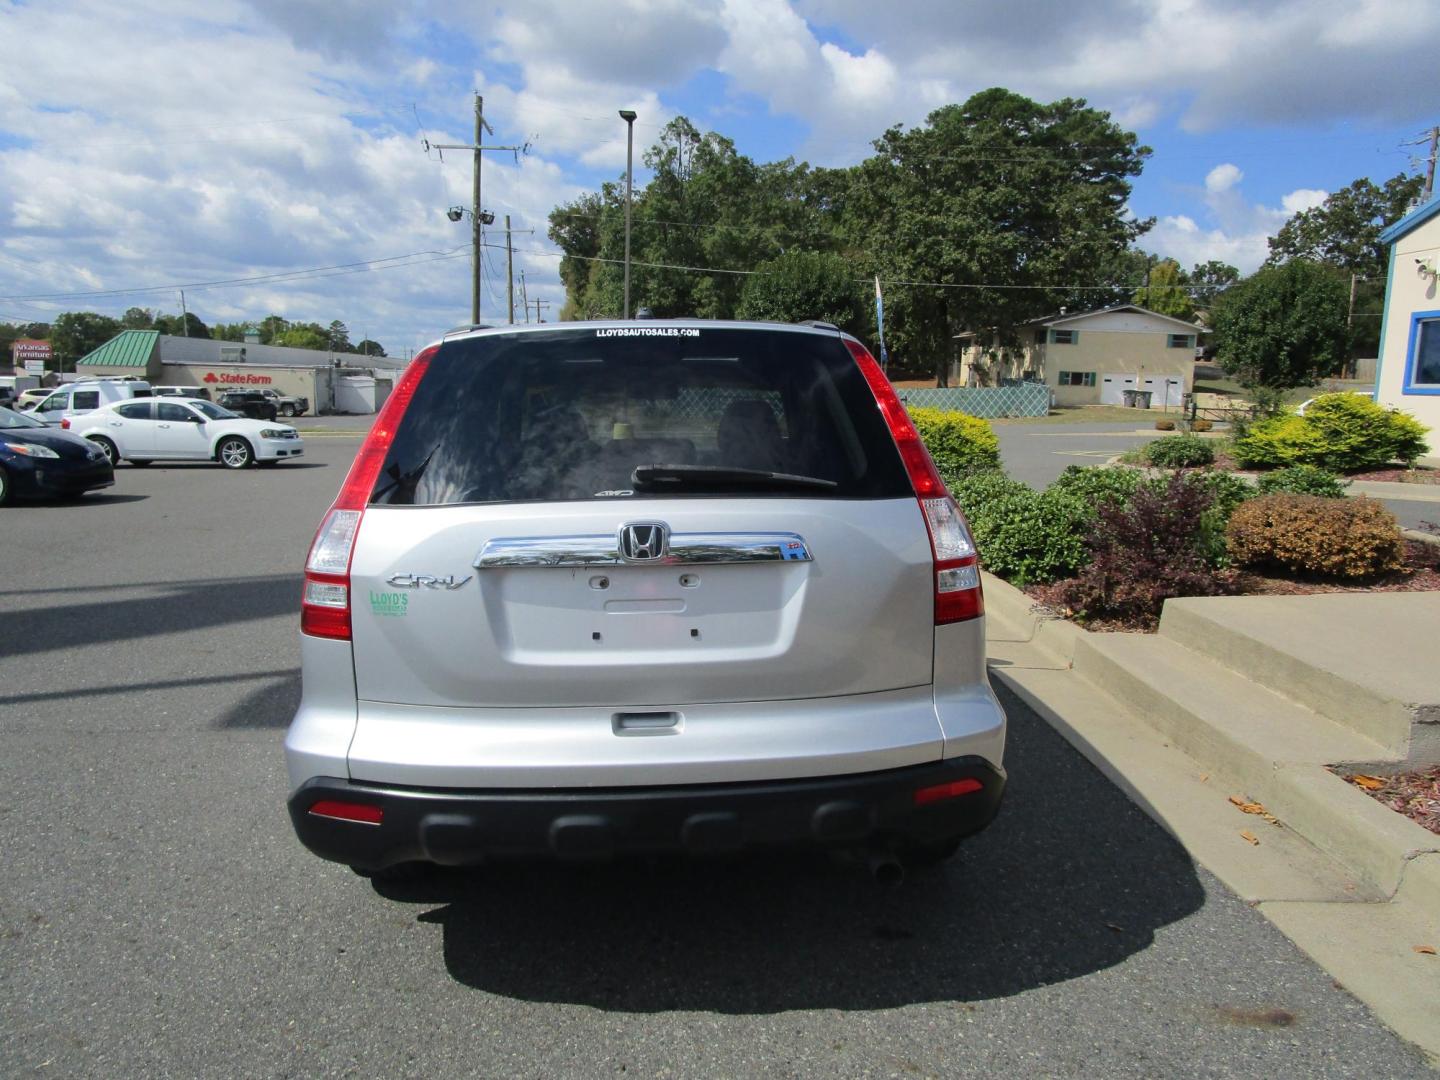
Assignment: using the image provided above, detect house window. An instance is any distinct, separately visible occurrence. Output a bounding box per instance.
[1406,313,1440,393]
[1058,371,1095,387]
[1051,329,1078,345]
[1167,333,1195,349]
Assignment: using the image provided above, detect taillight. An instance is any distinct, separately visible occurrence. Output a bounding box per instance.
[845,337,983,624]
[300,344,438,640]
[60,418,70,429]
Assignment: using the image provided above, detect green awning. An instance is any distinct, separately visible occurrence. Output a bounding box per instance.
[78,329,159,368]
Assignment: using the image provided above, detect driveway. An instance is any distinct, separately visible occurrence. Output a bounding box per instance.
[0,443,1429,1076]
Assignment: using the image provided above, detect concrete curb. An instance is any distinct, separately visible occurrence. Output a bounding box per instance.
[981,569,1440,912]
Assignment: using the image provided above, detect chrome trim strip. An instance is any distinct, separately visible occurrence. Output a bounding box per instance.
[475,532,812,568]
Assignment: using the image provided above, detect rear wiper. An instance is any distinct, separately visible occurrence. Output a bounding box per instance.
[631,463,838,493]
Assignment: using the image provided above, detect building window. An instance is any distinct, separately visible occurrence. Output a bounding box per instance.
[1167,333,1195,349]
[1058,371,1095,387]
[1405,313,1440,394]
[220,345,245,364]
[1051,329,1077,345]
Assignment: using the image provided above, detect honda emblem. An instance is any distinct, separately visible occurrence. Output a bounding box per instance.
[618,522,669,562]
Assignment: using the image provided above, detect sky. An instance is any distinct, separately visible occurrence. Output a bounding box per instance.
[1,0,1437,358]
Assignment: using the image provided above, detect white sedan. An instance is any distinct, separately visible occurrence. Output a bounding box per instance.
[64,398,305,469]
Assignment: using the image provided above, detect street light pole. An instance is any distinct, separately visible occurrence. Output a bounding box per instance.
[619,109,637,319]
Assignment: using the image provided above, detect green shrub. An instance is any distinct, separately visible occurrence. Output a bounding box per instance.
[1048,465,1143,513]
[1255,465,1348,499]
[910,407,1001,481]
[1182,470,1255,525]
[1233,395,1430,471]
[1227,494,1404,578]
[964,487,1091,586]
[1145,433,1216,468]
[948,467,1029,513]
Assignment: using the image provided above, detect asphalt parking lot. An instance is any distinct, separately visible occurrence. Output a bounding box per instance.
[0,440,1430,1077]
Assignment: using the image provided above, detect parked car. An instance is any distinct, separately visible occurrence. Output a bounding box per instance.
[0,405,114,504]
[14,387,52,411]
[152,385,212,401]
[64,397,304,468]
[27,379,153,426]
[245,387,308,417]
[215,389,279,421]
[285,320,1006,882]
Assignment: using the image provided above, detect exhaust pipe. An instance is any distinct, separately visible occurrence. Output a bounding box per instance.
[867,850,905,887]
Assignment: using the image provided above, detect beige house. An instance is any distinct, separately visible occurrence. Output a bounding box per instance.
[954,304,1205,408]
[1375,196,1440,461]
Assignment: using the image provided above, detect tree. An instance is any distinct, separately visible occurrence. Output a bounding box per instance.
[841,89,1151,383]
[121,307,155,330]
[1211,260,1350,389]
[1266,172,1424,359]
[1188,260,1240,302]
[153,312,210,338]
[257,315,290,344]
[1132,258,1194,319]
[326,320,351,352]
[353,339,386,357]
[735,251,867,335]
[50,311,122,368]
[275,323,329,350]
[1267,173,1423,280]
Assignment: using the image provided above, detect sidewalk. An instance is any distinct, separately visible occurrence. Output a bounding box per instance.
[983,575,1440,1062]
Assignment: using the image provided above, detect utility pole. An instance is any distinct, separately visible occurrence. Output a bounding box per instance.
[619,109,637,318]
[1426,126,1439,202]
[178,290,189,336]
[426,94,525,324]
[530,298,550,323]
[505,214,515,324]
[520,270,529,323]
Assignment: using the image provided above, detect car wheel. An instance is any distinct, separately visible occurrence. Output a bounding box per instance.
[280,404,295,417]
[90,436,119,467]
[0,464,10,506]
[217,436,254,469]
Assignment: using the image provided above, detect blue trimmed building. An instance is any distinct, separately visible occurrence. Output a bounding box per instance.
[1377,195,1440,461]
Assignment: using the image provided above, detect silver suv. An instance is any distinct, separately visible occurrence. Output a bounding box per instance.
[285,321,1006,878]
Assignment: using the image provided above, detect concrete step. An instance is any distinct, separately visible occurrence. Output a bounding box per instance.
[1159,594,1440,764]
[1073,632,1388,786]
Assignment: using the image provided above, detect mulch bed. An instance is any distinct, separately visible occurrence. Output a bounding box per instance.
[1332,767,1440,837]
[1344,465,1440,485]
[1022,539,1440,635]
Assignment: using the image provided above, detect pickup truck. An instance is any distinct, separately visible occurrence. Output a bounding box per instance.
[218,386,308,417]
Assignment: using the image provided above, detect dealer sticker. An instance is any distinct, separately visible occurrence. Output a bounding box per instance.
[369,591,409,617]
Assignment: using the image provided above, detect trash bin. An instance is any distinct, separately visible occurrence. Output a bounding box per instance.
[1135,390,1153,410]
[1121,389,1138,407]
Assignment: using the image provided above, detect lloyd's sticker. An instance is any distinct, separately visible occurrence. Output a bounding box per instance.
[369,591,409,617]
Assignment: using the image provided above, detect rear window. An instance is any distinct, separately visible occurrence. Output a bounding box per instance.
[371,326,910,505]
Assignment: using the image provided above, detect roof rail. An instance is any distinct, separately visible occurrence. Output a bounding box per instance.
[444,323,495,336]
[799,320,839,332]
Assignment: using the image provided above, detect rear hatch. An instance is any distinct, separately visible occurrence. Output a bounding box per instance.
[347,324,933,709]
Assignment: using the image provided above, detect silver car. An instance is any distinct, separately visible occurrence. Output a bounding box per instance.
[285,320,1006,879]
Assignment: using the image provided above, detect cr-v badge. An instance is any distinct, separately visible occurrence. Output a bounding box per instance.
[385,574,473,590]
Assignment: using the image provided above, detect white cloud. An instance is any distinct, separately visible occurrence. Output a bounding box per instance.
[1282,188,1329,214]
[1145,169,1326,273]
[1205,164,1243,193]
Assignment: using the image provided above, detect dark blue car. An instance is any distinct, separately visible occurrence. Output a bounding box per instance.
[0,406,114,505]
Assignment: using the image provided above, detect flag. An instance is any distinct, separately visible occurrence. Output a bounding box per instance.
[874,275,889,368]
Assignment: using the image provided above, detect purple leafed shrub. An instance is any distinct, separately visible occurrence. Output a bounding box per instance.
[1056,472,1234,625]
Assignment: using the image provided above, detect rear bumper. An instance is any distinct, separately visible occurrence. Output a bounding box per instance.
[287,757,1005,869]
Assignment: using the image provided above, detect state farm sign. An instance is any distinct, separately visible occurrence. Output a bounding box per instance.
[11,339,52,363]
[202,370,272,385]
